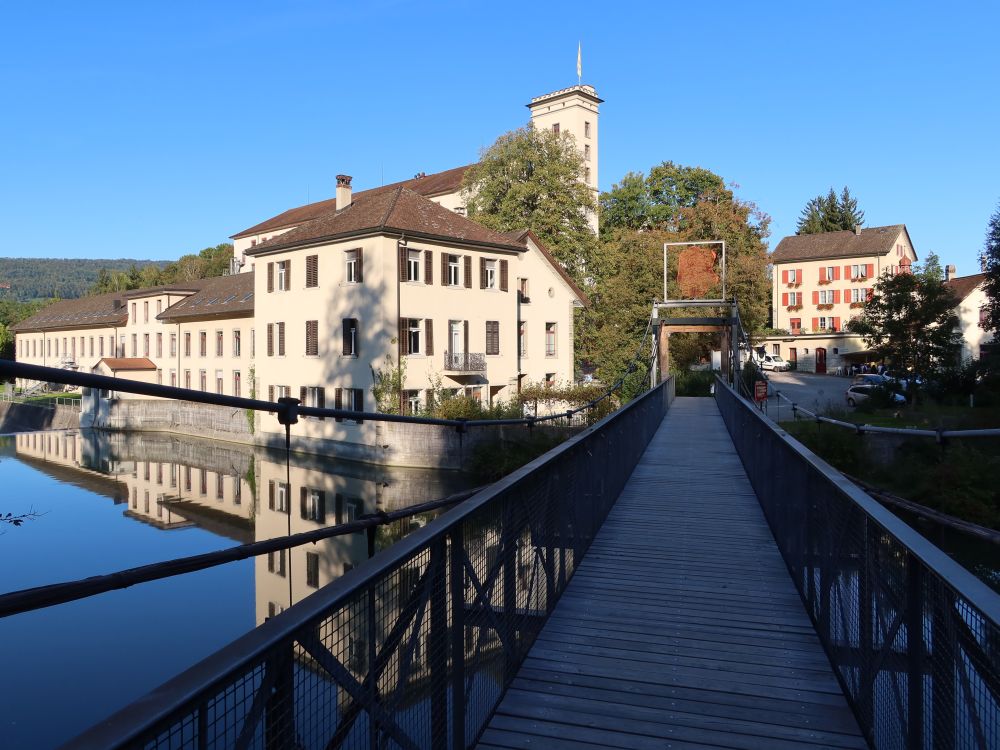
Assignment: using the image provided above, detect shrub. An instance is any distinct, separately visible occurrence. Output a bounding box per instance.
[673,370,715,397]
[467,432,566,483]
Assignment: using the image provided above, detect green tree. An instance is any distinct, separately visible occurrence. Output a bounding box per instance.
[599,161,731,234]
[846,267,962,396]
[89,243,234,294]
[462,126,596,277]
[0,322,12,360]
[795,186,865,234]
[919,251,944,282]
[979,199,1000,336]
[580,168,770,386]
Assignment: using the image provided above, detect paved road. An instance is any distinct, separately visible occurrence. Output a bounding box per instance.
[757,370,852,420]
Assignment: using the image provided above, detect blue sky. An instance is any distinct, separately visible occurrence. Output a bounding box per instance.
[1,1,997,277]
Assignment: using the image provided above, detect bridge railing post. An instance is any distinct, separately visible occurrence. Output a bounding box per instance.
[449,526,466,749]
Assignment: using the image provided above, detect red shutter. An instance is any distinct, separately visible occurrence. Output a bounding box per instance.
[782,293,788,306]
[425,319,433,356]
[866,263,874,278]
[819,267,826,282]
[812,318,819,331]
[812,291,819,305]
[425,251,433,285]
[845,287,851,300]
[781,270,788,284]
[798,268,803,283]
[833,266,840,280]
[844,264,851,279]
[833,290,840,304]
[500,260,508,291]
[832,317,841,331]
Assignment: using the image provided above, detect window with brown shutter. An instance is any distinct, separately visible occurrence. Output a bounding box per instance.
[464,256,472,288]
[267,263,274,292]
[500,260,508,291]
[425,319,433,356]
[305,255,318,288]
[300,386,307,404]
[357,247,364,283]
[486,321,499,355]
[480,257,487,289]
[425,251,433,285]
[277,322,285,356]
[305,320,318,356]
[268,385,274,402]
[267,324,274,356]
[283,259,291,290]
[342,318,358,356]
[441,252,448,285]
[335,387,343,423]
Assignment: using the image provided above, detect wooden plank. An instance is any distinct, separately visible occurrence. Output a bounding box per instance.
[475,397,864,748]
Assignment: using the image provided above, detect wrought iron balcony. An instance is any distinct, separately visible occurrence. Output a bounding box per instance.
[443,351,486,372]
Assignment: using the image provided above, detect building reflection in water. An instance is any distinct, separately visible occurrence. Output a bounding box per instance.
[14,429,473,630]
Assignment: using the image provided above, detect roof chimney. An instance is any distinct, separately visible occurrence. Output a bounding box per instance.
[336,174,353,210]
[945,264,956,281]
[854,225,862,236]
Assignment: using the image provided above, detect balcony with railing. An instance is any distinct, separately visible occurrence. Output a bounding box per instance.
[443,351,486,373]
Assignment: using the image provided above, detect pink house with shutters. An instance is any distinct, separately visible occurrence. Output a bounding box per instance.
[764,225,917,373]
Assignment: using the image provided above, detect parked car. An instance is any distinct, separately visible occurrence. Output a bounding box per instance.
[757,353,790,371]
[845,383,906,407]
[852,374,891,387]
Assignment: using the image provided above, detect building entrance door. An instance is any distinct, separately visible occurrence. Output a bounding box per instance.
[816,347,827,374]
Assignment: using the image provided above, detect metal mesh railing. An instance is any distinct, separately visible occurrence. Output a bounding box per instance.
[68,377,674,749]
[715,375,1000,750]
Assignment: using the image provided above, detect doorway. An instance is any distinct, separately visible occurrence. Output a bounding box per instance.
[816,348,827,374]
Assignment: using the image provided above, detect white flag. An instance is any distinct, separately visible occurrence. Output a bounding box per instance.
[577,42,582,81]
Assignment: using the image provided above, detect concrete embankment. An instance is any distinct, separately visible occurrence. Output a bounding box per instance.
[0,402,80,434]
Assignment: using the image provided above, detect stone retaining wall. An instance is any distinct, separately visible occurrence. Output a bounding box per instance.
[0,402,80,433]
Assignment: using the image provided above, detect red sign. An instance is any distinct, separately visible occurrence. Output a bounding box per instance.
[754,381,768,402]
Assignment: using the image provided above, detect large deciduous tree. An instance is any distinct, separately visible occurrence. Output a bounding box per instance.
[796,187,865,234]
[461,126,596,278]
[581,164,770,385]
[846,265,961,391]
[979,199,1000,336]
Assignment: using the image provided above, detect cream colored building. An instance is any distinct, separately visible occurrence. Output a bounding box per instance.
[944,269,995,363]
[245,178,587,443]
[765,225,917,373]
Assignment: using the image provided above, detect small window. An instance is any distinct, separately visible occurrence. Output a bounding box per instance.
[486,321,500,356]
[790,318,801,332]
[772,344,780,355]
[267,549,287,577]
[552,123,560,134]
[342,318,358,356]
[448,255,461,286]
[345,249,361,283]
[199,331,207,357]
[584,144,591,161]
[408,319,421,355]
[788,269,798,283]
[483,259,497,289]
[216,330,224,357]
[407,250,420,282]
[545,323,557,357]
[584,121,591,138]
[404,390,421,416]
[306,552,320,589]
[200,370,207,392]
[233,330,241,357]
[233,370,242,397]
[277,260,289,291]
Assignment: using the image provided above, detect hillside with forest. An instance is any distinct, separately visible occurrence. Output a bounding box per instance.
[0,258,170,302]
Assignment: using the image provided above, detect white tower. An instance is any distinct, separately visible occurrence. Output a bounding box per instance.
[528,84,602,233]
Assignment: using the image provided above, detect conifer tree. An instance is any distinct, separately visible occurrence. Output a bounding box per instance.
[795,186,866,234]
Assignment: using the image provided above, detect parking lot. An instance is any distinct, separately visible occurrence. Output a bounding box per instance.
[756,369,852,420]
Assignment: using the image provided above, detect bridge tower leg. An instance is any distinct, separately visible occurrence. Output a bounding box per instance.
[657,323,670,383]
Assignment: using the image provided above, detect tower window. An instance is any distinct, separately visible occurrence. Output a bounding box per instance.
[585,121,591,138]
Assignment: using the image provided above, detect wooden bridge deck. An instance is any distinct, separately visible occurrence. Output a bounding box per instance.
[477,397,866,749]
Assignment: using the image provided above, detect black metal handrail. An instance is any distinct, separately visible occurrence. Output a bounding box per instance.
[66,376,674,749]
[715,375,999,750]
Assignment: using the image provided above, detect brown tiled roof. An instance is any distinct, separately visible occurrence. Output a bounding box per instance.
[232,165,472,239]
[10,292,128,333]
[244,188,524,256]
[503,229,591,307]
[771,225,908,263]
[158,272,255,321]
[123,281,208,298]
[98,357,157,371]
[944,272,985,302]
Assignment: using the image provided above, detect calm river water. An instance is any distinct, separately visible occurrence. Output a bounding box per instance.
[0,429,472,749]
